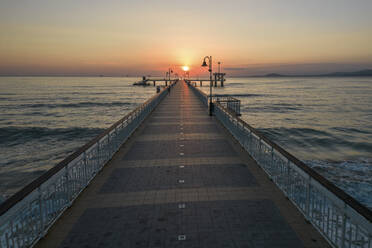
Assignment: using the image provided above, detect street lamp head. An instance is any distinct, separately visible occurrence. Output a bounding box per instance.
[201,60,208,67]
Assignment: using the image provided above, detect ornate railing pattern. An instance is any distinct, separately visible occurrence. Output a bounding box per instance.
[189,84,372,248]
[0,85,172,248]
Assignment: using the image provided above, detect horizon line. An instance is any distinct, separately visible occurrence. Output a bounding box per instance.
[1,68,371,78]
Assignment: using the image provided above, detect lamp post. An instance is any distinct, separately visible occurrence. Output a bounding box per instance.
[165,68,173,86]
[202,56,213,116]
[168,68,173,84]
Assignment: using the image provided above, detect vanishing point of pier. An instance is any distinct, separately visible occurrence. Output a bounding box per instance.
[0,81,371,248]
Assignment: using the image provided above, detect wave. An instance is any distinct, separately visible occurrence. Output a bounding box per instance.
[257,127,372,152]
[0,93,17,96]
[331,127,371,135]
[307,159,372,209]
[2,101,133,110]
[242,104,303,113]
[258,127,333,138]
[21,111,63,117]
[214,93,266,98]
[0,126,105,146]
[0,169,46,198]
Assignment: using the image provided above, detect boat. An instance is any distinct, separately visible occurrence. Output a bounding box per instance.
[133,76,150,86]
[133,80,150,86]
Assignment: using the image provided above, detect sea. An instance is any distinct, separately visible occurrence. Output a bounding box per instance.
[0,76,371,209]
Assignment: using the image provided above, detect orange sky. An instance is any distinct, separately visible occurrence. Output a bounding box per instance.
[1,0,371,76]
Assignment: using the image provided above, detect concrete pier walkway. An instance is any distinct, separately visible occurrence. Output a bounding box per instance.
[37,81,329,248]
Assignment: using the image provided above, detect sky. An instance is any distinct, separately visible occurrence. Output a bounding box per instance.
[0,0,372,76]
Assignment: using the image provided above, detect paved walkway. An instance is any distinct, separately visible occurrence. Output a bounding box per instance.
[37,81,330,248]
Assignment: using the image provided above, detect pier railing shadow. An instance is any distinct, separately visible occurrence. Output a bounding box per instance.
[189,83,372,248]
[0,83,174,248]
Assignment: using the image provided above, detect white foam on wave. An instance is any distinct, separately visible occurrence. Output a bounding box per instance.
[306,159,372,209]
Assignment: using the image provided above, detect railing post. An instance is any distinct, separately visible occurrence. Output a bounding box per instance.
[340,204,347,248]
[305,176,311,217]
[287,159,291,195]
[258,138,262,163]
[83,152,88,185]
[270,146,274,172]
[114,126,119,149]
[6,231,10,248]
[9,220,15,247]
[65,166,71,204]
[25,202,31,245]
[248,130,252,153]
[107,133,111,158]
[97,140,101,169]
[37,187,44,237]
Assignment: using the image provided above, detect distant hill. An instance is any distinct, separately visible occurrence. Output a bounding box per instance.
[254,69,372,77]
[324,69,372,77]
[265,73,284,77]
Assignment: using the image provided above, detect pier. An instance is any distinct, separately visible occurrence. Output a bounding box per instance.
[136,77,178,86]
[0,81,371,248]
[185,75,226,87]
[147,79,178,86]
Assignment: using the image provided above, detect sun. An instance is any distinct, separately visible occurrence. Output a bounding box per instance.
[182,65,189,71]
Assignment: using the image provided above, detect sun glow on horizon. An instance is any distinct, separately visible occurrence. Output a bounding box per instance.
[182,66,190,72]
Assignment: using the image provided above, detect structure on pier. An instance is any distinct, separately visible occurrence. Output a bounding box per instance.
[185,73,226,87]
[133,76,178,86]
[213,72,226,86]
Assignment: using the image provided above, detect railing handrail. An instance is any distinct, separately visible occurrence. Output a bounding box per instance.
[216,96,239,101]
[0,85,170,217]
[190,84,372,222]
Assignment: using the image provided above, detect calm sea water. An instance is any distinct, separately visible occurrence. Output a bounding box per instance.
[0,77,156,199]
[0,77,371,208]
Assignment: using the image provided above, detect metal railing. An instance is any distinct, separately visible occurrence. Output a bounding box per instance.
[190,84,372,248]
[216,96,241,116]
[0,84,172,248]
[187,83,240,115]
[188,82,208,107]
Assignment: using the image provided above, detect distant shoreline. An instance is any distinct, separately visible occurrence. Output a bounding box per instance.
[239,69,372,78]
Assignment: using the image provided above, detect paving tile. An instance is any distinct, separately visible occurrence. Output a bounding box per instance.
[122,139,237,160]
[143,124,219,134]
[59,200,303,248]
[148,117,210,123]
[99,164,258,193]
[119,157,241,168]
[137,133,224,141]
